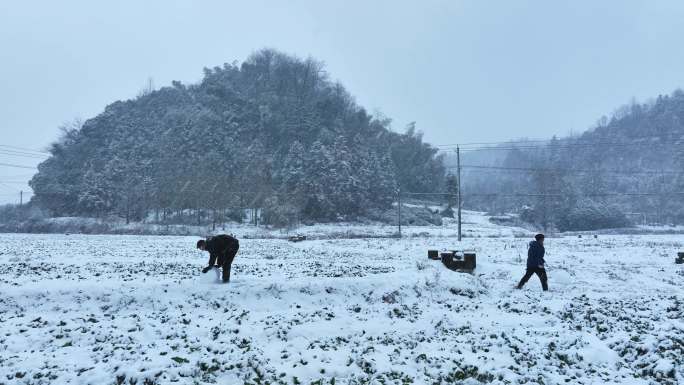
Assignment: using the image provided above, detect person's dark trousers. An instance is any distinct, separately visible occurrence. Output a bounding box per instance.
[220,242,239,283]
[517,267,548,291]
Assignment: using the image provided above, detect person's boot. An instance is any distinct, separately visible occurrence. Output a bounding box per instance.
[222,264,231,283]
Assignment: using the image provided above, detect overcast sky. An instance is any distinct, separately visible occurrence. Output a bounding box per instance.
[1,0,684,203]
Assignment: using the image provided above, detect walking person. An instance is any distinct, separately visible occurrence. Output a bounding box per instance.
[516,233,548,291]
[197,234,240,283]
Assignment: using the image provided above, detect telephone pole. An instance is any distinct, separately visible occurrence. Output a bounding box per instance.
[19,190,23,206]
[397,188,402,238]
[457,146,462,242]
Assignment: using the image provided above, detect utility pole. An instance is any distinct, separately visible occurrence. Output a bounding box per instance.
[457,146,462,242]
[659,169,665,225]
[20,190,23,206]
[397,188,402,238]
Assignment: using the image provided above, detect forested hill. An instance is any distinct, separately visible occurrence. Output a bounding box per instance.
[30,49,445,223]
[462,90,684,230]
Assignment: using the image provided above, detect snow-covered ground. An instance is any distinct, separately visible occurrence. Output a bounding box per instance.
[1,213,682,384]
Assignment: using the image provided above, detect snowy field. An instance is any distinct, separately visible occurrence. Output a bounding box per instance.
[1,215,683,384]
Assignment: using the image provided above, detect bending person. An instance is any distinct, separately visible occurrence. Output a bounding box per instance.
[197,234,240,283]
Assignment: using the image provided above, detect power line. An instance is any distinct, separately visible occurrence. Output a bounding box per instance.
[0,182,33,189]
[0,144,50,155]
[0,162,37,170]
[401,191,684,198]
[0,182,20,193]
[0,174,35,178]
[462,192,684,197]
[401,192,457,196]
[0,180,33,183]
[0,150,48,159]
[434,133,684,149]
[0,147,49,156]
[0,181,33,186]
[435,136,684,153]
[452,164,682,176]
[438,142,684,153]
[436,139,553,147]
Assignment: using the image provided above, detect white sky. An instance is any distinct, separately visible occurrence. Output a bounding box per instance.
[1,0,684,203]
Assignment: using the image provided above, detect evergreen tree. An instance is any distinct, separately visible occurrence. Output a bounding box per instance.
[29,49,447,224]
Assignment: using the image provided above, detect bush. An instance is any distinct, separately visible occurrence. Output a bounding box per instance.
[440,206,455,218]
[557,200,631,231]
[224,208,245,223]
[0,203,47,225]
[260,198,300,228]
[519,205,536,225]
[366,205,442,226]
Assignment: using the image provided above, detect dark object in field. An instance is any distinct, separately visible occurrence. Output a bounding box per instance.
[440,251,454,259]
[464,253,476,269]
[288,235,307,242]
[428,250,439,260]
[441,252,476,272]
[676,252,684,264]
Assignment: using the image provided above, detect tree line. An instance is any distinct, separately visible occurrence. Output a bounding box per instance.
[29,49,446,225]
[458,90,684,231]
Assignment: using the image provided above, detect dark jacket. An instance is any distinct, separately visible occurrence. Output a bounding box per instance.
[205,234,239,267]
[527,240,545,269]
